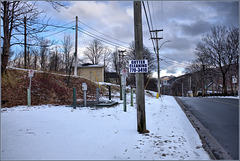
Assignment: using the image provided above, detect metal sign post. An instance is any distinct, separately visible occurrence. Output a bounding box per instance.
[28,70,34,107]
[82,83,87,107]
[131,86,133,107]
[232,76,237,96]
[121,69,128,112]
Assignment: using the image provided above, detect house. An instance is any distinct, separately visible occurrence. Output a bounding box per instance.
[160,76,175,95]
[161,76,175,86]
[77,64,104,82]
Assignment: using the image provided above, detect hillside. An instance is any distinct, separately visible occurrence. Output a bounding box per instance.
[1,68,108,108]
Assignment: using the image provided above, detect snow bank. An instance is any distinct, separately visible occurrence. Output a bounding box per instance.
[206,96,239,99]
[1,94,210,160]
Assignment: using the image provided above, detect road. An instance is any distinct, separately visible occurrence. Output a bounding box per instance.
[177,97,239,160]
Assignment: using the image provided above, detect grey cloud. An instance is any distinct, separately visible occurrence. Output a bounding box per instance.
[180,20,212,36]
[206,1,239,26]
[111,25,134,44]
[165,65,178,74]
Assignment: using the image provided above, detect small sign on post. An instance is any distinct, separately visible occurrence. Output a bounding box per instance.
[28,69,34,78]
[232,76,237,84]
[82,83,87,91]
[129,60,148,73]
[121,68,128,77]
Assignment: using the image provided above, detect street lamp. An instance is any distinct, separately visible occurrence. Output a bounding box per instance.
[157,40,171,97]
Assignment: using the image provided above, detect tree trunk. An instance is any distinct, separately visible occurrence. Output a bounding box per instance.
[230,76,234,95]
[212,80,214,96]
[2,1,11,76]
[222,74,228,95]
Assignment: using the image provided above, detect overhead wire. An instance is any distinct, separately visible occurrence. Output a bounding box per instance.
[147,1,154,31]
[160,57,190,68]
[18,18,130,51]
[45,26,75,37]
[150,1,157,29]
[32,21,75,29]
[142,1,157,55]
[78,20,129,45]
[143,2,189,69]
[161,1,164,38]
[77,28,128,50]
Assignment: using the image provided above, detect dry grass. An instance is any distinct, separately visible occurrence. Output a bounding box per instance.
[1,69,105,107]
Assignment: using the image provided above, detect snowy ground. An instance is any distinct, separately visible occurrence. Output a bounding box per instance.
[1,90,211,160]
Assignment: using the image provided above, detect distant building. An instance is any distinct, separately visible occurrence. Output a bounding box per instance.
[105,72,119,83]
[160,76,176,95]
[77,64,104,82]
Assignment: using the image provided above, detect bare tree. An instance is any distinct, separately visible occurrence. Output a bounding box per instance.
[195,26,239,95]
[38,37,52,71]
[111,50,119,74]
[31,47,39,70]
[1,1,44,75]
[49,47,61,72]
[83,39,104,65]
[1,1,68,75]
[61,34,74,73]
[47,1,69,12]
[103,47,111,72]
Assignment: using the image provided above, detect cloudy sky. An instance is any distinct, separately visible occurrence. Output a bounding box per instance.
[34,1,239,77]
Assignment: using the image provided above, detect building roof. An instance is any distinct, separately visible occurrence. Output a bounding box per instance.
[78,64,104,68]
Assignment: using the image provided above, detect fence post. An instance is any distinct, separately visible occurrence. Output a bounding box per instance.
[108,85,111,100]
[96,88,100,104]
[73,87,76,109]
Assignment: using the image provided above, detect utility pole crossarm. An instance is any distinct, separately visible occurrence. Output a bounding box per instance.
[150,29,163,32]
[150,37,163,40]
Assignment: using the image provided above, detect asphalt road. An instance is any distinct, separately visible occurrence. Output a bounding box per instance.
[177,97,239,160]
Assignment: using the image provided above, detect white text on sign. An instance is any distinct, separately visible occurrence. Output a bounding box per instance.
[129,60,148,73]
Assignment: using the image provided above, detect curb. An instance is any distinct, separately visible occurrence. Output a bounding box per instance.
[174,96,233,160]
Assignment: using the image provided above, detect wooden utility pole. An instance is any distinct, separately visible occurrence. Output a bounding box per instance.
[24,16,27,69]
[118,50,126,100]
[27,46,30,68]
[134,1,147,133]
[74,16,78,76]
[150,30,163,96]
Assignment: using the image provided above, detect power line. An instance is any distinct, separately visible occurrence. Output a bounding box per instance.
[78,20,129,45]
[77,28,128,50]
[45,26,75,37]
[147,1,154,30]
[150,1,157,29]
[31,21,75,29]
[142,1,157,55]
[160,57,190,68]
[161,1,164,38]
